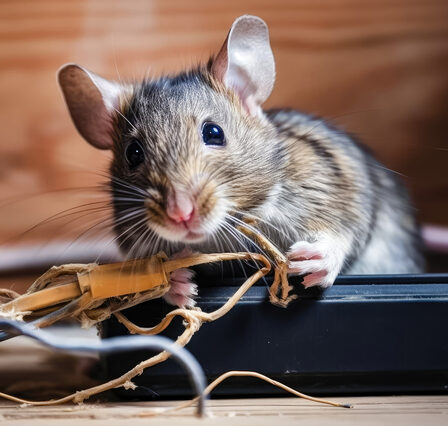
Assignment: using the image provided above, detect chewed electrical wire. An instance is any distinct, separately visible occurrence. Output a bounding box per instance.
[0,233,351,413]
[0,319,207,416]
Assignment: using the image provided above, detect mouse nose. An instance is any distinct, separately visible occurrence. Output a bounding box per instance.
[166,190,194,224]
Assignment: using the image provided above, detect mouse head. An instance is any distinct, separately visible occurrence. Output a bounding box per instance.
[58,15,283,255]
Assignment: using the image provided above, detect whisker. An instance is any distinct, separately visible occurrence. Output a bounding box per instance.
[223,222,269,283]
[224,216,275,261]
[2,202,117,245]
[0,185,111,210]
[215,226,246,281]
[228,208,293,245]
[111,106,138,134]
[57,208,145,259]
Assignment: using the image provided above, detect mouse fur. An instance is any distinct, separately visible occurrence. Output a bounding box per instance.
[58,15,424,306]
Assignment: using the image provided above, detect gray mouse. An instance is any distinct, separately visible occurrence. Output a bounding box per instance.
[58,15,424,307]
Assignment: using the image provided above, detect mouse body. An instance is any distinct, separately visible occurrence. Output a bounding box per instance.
[58,15,424,306]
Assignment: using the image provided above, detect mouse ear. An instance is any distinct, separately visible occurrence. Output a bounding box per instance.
[211,15,275,116]
[58,64,124,150]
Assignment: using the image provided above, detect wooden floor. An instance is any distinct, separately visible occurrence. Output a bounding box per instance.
[1,0,448,251]
[0,331,447,425]
[1,396,448,425]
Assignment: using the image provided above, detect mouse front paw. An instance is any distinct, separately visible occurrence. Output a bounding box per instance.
[163,248,197,308]
[164,267,197,308]
[287,240,343,289]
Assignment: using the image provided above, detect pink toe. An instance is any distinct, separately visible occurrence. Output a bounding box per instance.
[288,248,322,261]
[165,267,197,308]
[170,267,195,284]
[302,270,328,288]
[164,292,195,308]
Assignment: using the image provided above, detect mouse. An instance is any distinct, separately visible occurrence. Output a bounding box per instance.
[57,14,425,307]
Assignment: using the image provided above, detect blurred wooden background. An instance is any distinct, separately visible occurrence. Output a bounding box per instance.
[0,0,447,248]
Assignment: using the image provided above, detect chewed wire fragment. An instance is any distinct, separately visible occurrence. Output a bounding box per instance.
[0,227,349,414]
[0,319,206,416]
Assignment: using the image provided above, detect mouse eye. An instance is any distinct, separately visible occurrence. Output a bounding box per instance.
[125,140,145,169]
[201,122,226,146]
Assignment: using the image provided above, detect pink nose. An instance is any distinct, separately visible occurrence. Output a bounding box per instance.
[166,190,194,224]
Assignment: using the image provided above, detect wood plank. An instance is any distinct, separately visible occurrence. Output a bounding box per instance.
[1,396,448,425]
[0,1,447,249]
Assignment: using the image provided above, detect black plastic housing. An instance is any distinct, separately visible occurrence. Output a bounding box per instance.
[101,273,448,398]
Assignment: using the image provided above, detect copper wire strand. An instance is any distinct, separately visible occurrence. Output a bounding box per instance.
[138,370,352,417]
